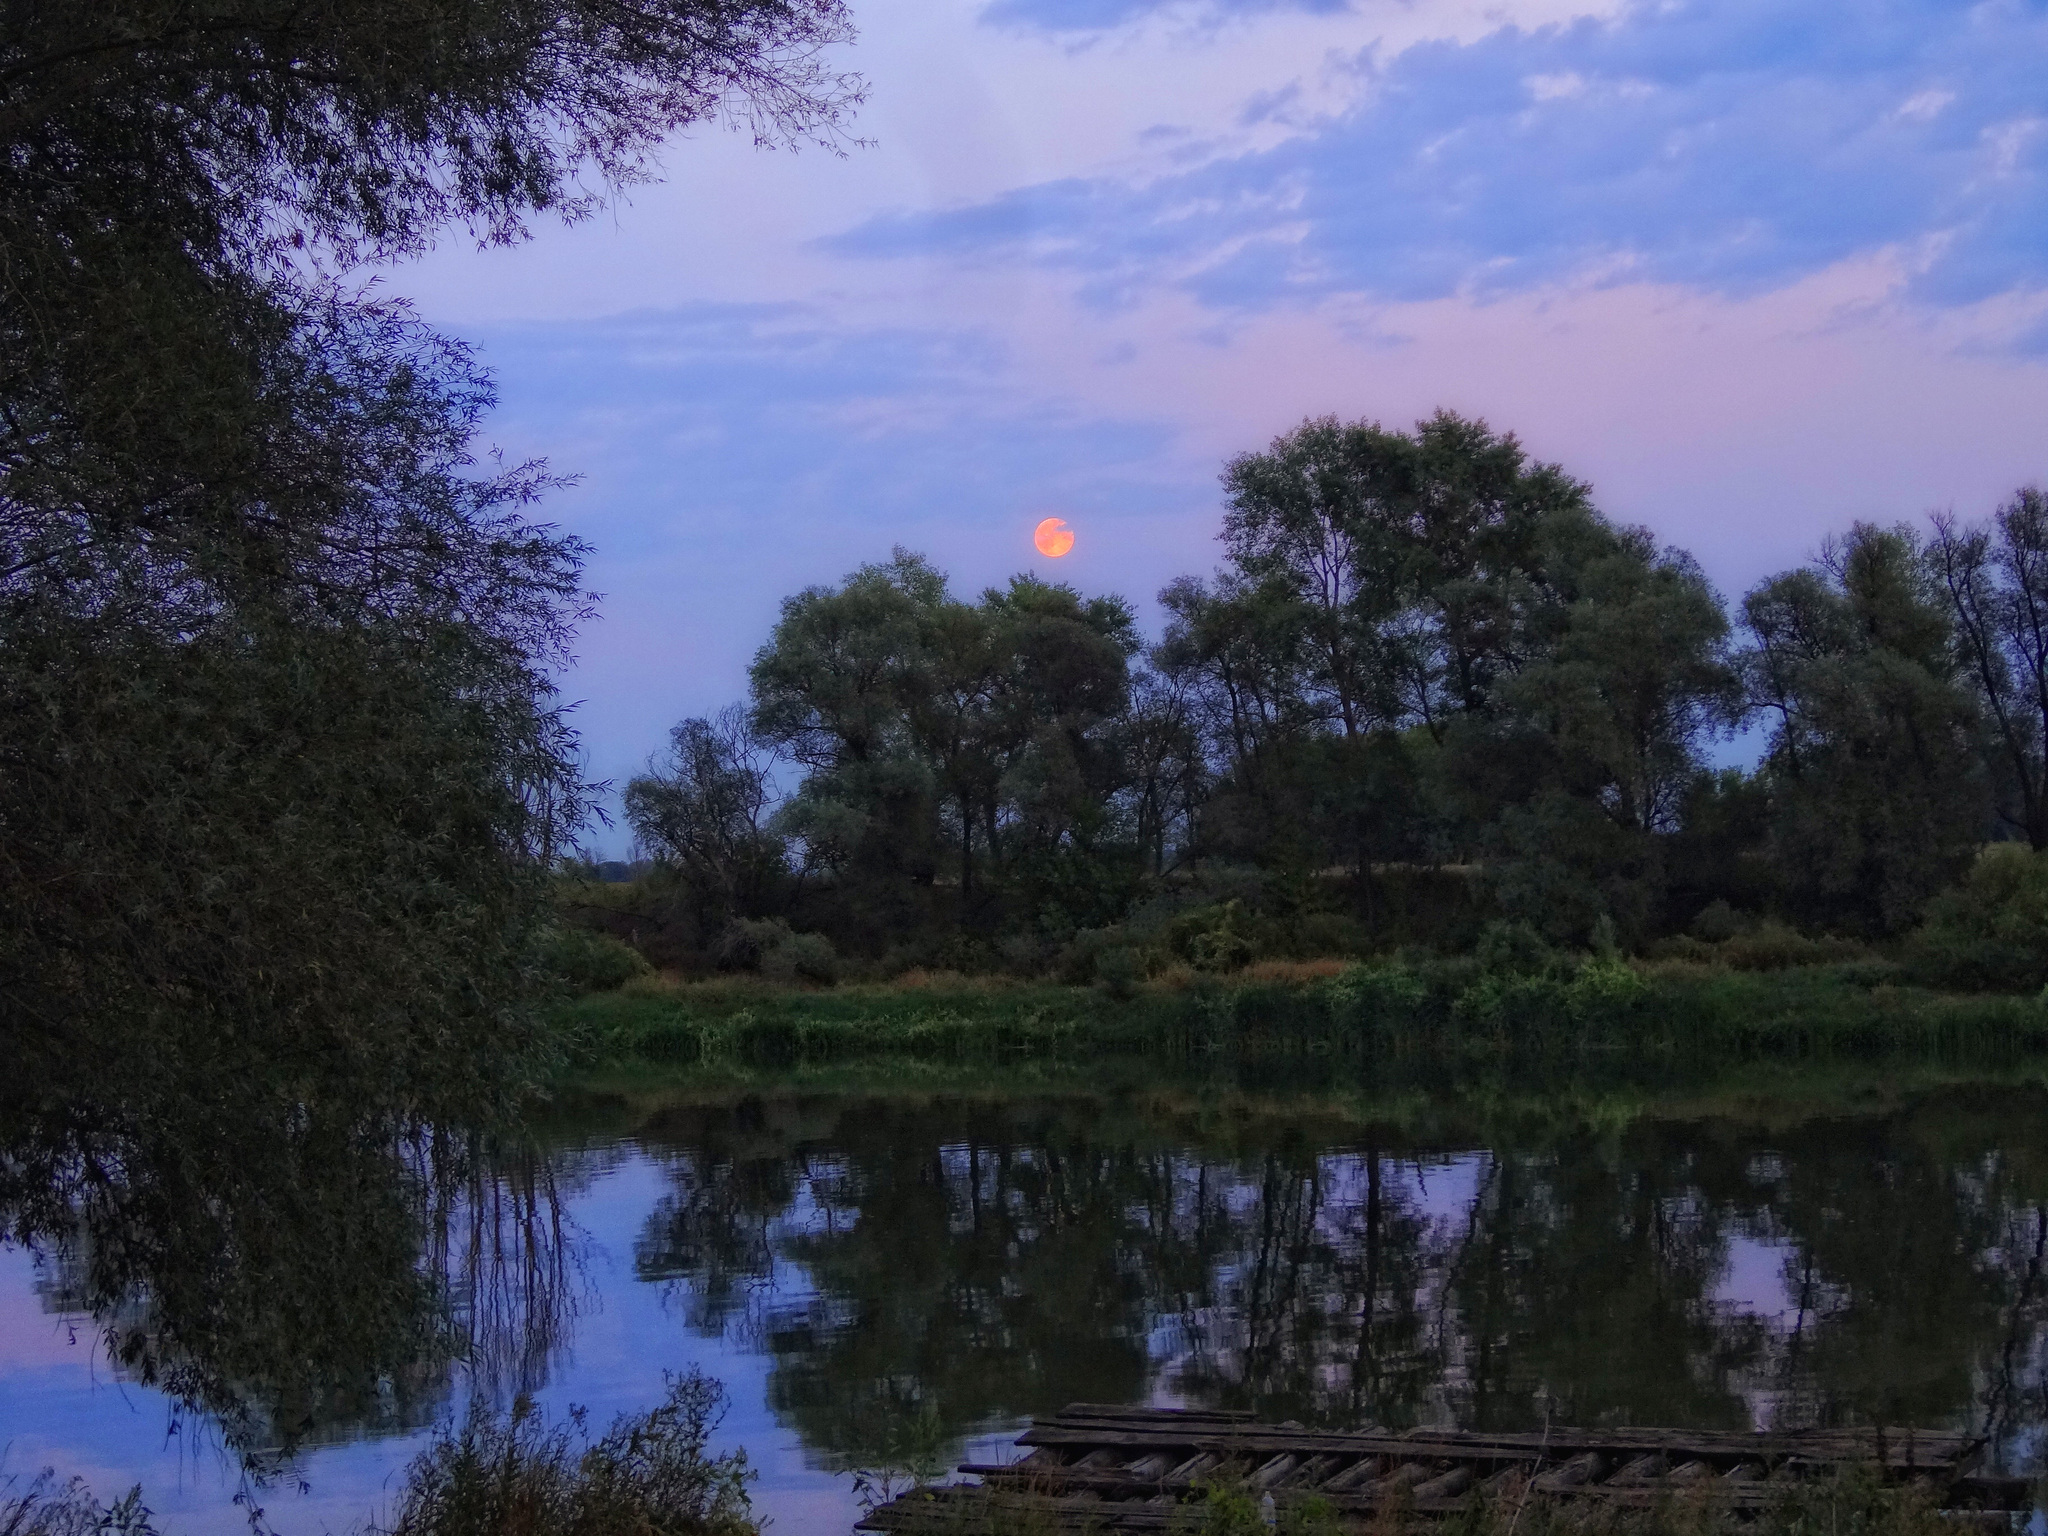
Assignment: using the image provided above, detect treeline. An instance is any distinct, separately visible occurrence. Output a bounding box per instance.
[605,412,2048,983]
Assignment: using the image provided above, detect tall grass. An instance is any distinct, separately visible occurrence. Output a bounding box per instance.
[379,1372,757,1536]
[0,1474,156,1536]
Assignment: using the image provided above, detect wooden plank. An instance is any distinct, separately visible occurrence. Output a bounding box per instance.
[1018,1425,1495,1459]
[868,1410,2019,1535]
[1055,1403,1254,1422]
[1412,1467,1474,1501]
[1022,1417,1977,1471]
[1531,1452,1604,1492]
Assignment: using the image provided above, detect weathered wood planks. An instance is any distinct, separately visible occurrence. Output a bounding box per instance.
[857,1405,2032,1534]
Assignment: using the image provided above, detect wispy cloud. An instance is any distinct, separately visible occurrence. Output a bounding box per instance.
[830,0,2048,315]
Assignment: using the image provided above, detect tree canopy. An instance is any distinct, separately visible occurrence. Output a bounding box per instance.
[620,415,2046,971]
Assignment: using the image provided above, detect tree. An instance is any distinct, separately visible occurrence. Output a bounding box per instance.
[744,553,1145,944]
[1119,669,1206,878]
[1218,416,1410,740]
[1930,489,2048,850]
[748,549,948,921]
[1740,524,1986,934]
[625,705,788,924]
[1,0,862,627]
[0,0,868,1465]
[1168,412,1733,941]
[0,0,867,1094]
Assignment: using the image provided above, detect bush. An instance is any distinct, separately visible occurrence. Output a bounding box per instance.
[1645,920,1866,972]
[1291,910,1368,959]
[1474,920,1555,977]
[713,918,838,986]
[1093,946,1144,1001]
[1689,898,1742,943]
[762,931,839,987]
[1164,901,1260,973]
[382,1371,756,1536]
[713,918,792,973]
[1913,843,2048,993]
[539,927,652,992]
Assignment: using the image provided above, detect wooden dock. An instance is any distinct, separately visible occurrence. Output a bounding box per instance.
[858,1404,2034,1532]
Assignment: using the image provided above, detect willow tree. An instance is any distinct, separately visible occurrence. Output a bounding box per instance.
[0,0,862,1458]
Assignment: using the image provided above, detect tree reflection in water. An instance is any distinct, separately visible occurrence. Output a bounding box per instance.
[628,1089,2048,1477]
[1,1100,584,1477]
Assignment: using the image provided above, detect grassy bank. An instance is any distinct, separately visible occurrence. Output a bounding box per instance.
[550,954,2048,1090]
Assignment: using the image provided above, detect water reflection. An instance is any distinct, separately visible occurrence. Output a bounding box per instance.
[11,1076,2048,1534]
[0,1104,584,1472]
[623,1088,2048,1474]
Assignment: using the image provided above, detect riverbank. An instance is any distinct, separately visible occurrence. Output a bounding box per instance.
[549,955,2048,1088]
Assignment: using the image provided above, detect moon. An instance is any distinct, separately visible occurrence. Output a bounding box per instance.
[1033,516,1075,557]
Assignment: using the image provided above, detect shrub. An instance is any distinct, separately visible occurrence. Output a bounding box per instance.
[1689,898,1742,943]
[1093,946,1144,1001]
[1291,910,1368,959]
[1474,920,1554,977]
[762,931,838,987]
[713,918,793,973]
[1054,927,1122,985]
[1324,962,1431,1027]
[1164,901,1260,973]
[539,927,652,992]
[1648,921,1866,972]
[382,1372,756,1536]
[1726,921,1868,970]
[1913,843,2048,993]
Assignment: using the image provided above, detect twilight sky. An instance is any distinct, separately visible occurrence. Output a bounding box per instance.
[397,0,2048,842]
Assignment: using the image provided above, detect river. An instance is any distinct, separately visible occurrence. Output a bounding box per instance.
[5,1074,2048,1534]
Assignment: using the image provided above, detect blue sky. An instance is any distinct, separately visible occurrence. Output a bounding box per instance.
[398,0,2048,848]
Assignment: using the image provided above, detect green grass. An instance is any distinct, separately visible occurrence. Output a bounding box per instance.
[548,957,2048,1097]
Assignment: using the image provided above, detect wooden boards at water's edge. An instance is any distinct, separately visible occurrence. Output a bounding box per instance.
[857,1405,2036,1533]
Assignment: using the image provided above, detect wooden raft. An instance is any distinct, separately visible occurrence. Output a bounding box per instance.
[858,1404,2033,1532]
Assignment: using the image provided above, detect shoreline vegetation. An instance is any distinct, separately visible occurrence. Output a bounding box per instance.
[6,1395,1999,1536]
[548,952,2048,1088]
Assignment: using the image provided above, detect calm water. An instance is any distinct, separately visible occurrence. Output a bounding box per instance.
[7,1079,2048,1534]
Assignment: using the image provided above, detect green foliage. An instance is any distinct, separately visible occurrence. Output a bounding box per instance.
[1741,524,1987,934]
[1164,901,1263,972]
[1931,490,2048,850]
[763,931,840,987]
[1690,898,1742,943]
[1648,920,1870,972]
[1474,919,1558,977]
[624,707,790,934]
[1913,843,2048,992]
[1093,946,1145,1000]
[713,918,839,985]
[0,615,575,1130]
[381,1372,757,1536]
[541,928,653,993]
[559,956,2048,1085]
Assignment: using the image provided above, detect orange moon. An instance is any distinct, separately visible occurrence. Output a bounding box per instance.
[1033,516,1075,557]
